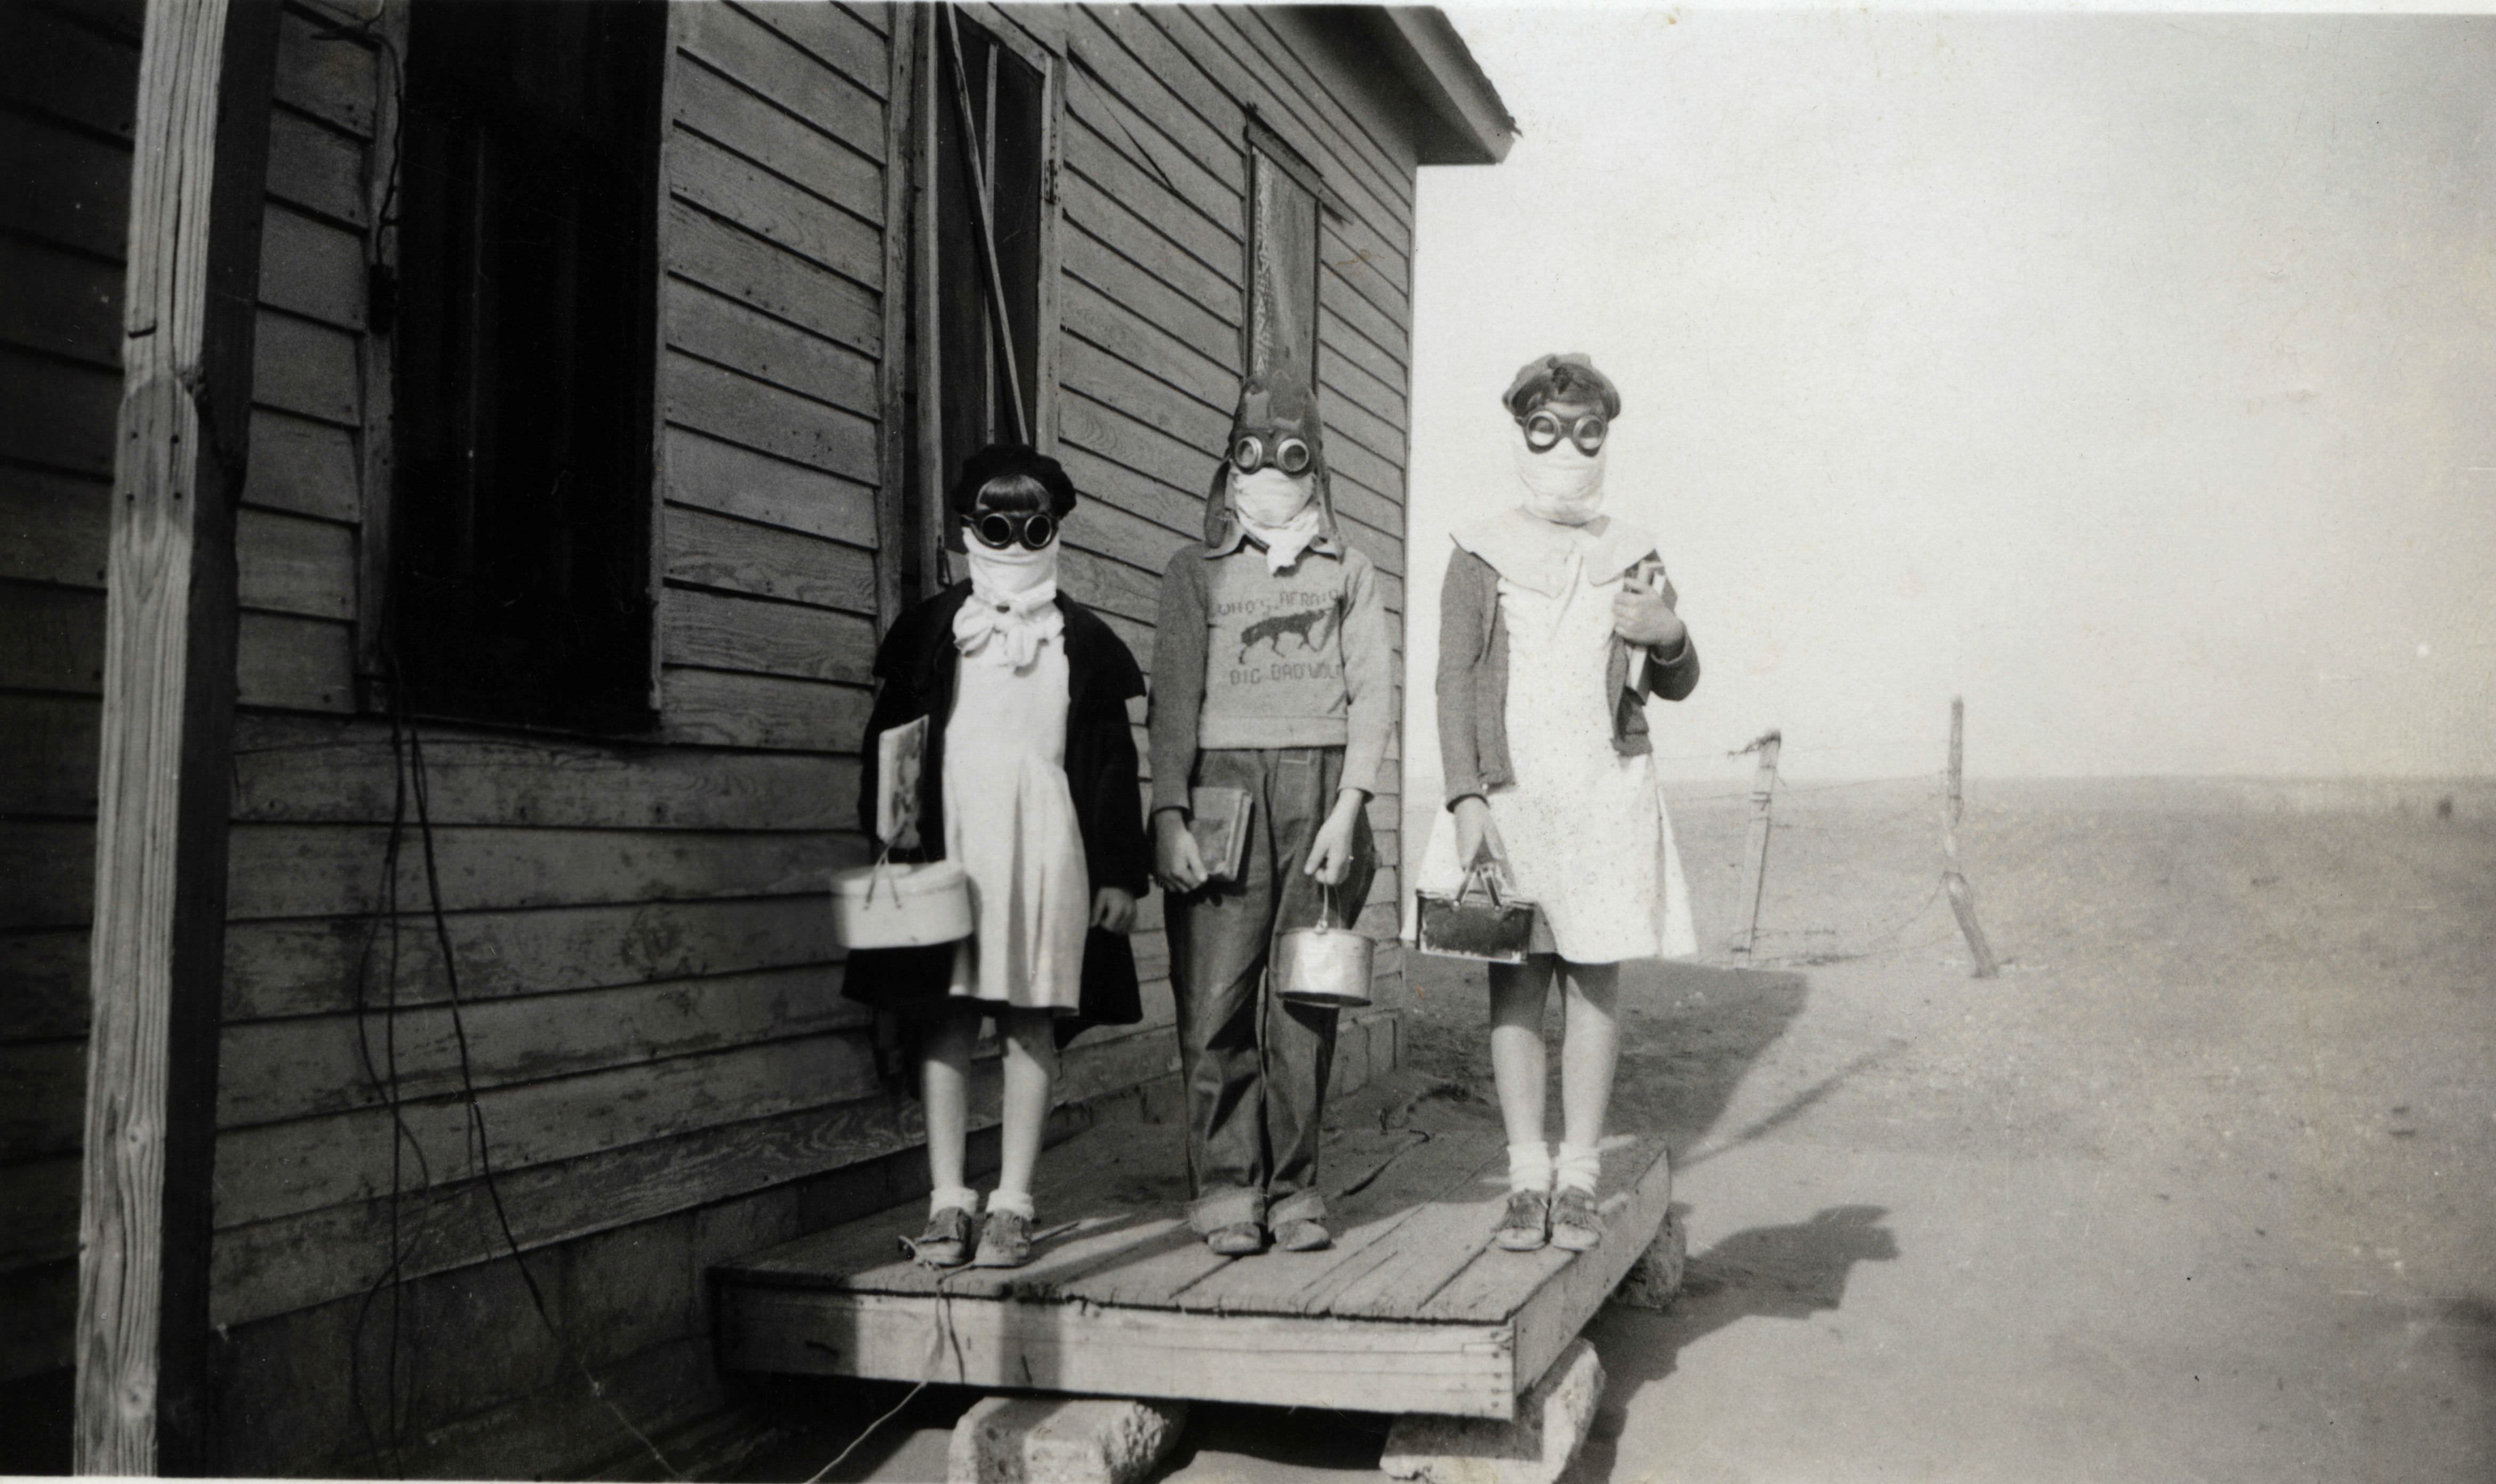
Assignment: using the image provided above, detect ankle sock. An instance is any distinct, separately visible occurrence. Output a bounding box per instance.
[1506,1141,1554,1195]
[1554,1142,1602,1195]
[929,1186,980,1218]
[987,1189,1036,1220]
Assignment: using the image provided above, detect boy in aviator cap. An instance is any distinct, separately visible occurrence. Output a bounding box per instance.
[1150,371,1392,1255]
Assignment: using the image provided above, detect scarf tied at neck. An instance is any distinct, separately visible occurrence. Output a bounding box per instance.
[953,543,1064,669]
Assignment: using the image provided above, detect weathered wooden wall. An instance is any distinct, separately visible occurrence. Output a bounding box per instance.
[0,0,144,1438]
[200,4,909,1471]
[3,1,1426,1473]
[1033,3,1414,961]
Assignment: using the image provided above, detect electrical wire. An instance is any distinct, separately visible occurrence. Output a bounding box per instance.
[798,1263,975,1484]
[799,1381,930,1484]
[305,16,684,1475]
[401,691,687,1482]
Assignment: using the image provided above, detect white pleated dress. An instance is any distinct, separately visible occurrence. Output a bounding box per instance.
[1417,514,1697,964]
[942,632,1090,1013]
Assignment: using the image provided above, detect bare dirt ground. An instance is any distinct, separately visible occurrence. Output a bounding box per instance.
[748,784,2496,1483]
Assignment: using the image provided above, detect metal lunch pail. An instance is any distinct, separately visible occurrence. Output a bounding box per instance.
[1274,883,1374,1008]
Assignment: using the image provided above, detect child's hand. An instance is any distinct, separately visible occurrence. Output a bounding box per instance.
[1091,887,1137,933]
[1153,810,1208,895]
[1612,579,1685,650]
[1303,790,1367,886]
[1450,796,1510,878]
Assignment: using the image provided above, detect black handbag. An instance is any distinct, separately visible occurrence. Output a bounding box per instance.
[1415,858,1538,964]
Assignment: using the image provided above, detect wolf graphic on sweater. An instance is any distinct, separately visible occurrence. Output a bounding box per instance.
[1237,605,1338,663]
[1149,553,1391,815]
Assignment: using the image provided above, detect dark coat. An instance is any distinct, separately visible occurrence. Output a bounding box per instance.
[841,583,1153,1043]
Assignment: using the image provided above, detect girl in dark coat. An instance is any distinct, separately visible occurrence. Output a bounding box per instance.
[844,445,1152,1268]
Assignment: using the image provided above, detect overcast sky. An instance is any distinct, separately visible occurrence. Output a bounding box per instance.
[1403,11,2496,786]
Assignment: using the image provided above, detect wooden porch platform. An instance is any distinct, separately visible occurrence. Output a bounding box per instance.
[712,1075,1672,1421]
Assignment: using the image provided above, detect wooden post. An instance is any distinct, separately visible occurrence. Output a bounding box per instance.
[912,4,948,599]
[1941,696,2000,978]
[873,10,918,630]
[76,0,281,1472]
[1730,730,1781,962]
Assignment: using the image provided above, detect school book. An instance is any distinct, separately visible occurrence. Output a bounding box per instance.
[1188,785,1253,883]
[875,716,928,848]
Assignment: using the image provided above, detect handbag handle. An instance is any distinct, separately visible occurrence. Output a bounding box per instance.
[865,843,902,910]
[1455,857,1505,909]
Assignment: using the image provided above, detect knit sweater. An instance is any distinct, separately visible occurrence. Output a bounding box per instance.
[1148,533,1393,815]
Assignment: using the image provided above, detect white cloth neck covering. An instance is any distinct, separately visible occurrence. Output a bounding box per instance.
[1512,423,1608,526]
[1229,468,1323,573]
[954,540,1063,669]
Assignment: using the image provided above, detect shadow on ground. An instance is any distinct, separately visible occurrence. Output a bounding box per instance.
[1403,958,1815,1157]
[1564,1205,1901,1484]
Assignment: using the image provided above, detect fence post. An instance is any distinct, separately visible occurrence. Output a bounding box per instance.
[1942,696,2000,978]
[1731,730,1782,962]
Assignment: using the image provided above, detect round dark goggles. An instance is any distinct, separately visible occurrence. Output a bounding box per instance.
[1230,433,1313,476]
[1520,410,1608,456]
[966,507,1057,551]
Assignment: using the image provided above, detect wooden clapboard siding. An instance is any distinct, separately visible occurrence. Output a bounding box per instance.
[263,104,364,227]
[220,825,863,922]
[0,0,141,1389]
[240,408,358,522]
[217,1033,886,1229]
[217,966,866,1128]
[11,0,1456,1466]
[229,716,865,829]
[222,896,839,1022]
[210,1036,1092,1335]
[0,237,123,371]
[181,7,920,1433]
[664,505,878,614]
[666,426,881,545]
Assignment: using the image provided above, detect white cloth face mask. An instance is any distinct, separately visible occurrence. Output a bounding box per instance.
[955,537,1063,669]
[1229,468,1323,573]
[962,537,1059,597]
[1230,467,1316,528]
[1512,425,1608,526]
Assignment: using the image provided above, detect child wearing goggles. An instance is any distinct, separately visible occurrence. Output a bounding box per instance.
[845,444,1152,1270]
[1420,352,1702,1256]
[1147,371,1392,1257]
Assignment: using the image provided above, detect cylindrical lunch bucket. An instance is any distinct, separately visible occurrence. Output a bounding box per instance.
[830,858,974,950]
[1275,885,1374,1008]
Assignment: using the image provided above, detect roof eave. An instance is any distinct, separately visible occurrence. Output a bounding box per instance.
[1364,7,1517,166]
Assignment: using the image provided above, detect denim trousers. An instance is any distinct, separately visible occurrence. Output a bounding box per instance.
[1166,746,1377,1232]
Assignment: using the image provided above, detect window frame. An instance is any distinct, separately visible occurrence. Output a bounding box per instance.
[356,0,677,731]
[906,4,1065,603]
[1241,111,1330,400]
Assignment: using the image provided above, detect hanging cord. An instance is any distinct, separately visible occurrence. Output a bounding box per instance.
[317,19,425,1471]
[798,1264,978,1484]
[399,688,687,1481]
[345,698,427,1474]
[299,16,683,1475]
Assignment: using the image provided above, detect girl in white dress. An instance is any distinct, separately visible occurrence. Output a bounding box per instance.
[848,447,1150,1269]
[1422,354,1700,1253]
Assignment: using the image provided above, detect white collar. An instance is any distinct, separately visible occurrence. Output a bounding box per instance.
[1450,507,1659,598]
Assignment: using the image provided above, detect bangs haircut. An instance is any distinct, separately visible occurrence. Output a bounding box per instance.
[973,471,1050,514]
[949,443,1079,520]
